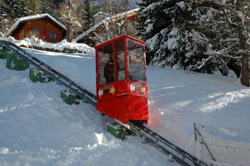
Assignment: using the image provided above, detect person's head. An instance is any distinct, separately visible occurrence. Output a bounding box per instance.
[109,54,113,62]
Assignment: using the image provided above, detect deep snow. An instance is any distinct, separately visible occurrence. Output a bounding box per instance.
[1,45,250,165]
[0,49,177,166]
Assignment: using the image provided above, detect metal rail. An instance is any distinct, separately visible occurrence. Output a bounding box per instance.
[129,121,208,166]
[0,40,208,166]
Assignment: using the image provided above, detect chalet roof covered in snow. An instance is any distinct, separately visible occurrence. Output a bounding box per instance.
[73,8,140,42]
[6,13,66,36]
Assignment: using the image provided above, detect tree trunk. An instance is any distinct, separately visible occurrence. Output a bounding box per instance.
[241,53,249,87]
[236,0,250,87]
[238,30,249,87]
[66,22,72,42]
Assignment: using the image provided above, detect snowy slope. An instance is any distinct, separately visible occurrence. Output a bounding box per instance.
[0,53,177,165]
[1,47,250,165]
[26,48,250,134]
[146,67,250,154]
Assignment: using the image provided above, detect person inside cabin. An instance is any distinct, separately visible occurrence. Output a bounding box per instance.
[104,54,120,83]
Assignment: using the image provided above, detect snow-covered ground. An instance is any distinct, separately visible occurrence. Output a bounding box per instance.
[0,50,176,165]
[1,45,250,165]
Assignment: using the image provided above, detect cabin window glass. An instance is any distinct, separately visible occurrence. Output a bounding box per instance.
[49,32,53,38]
[115,39,125,81]
[53,33,57,39]
[128,40,146,82]
[49,32,57,39]
[32,28,40,35]
[98,43,114,85]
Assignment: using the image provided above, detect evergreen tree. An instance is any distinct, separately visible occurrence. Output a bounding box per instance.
[137,0,160,8]
[58,0,83,41]
[203,0,250,86]
[112,0,131,13]
[81,0,94,31]
[53,0,63,5]
[95,0,131,15]
[0,0,40,20]
[136,0,160,63]
[0,0,19,19]
[139,0,249,86]
[139,0,192,65]
[26,0,40,15]
[190,0,249,86]
[40,0,58,17]
[0,0,20,34]
[99,0,113,14]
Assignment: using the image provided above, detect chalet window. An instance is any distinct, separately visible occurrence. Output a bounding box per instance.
[31,28,40,35]
[49,32,57,39]
[53,33,57,39]
[49,32,53,38]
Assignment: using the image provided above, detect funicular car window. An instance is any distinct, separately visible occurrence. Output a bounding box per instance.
[98,44,114,85]
[115,39,125,81]
[128,40,146,82]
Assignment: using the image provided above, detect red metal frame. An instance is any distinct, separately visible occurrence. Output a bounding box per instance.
[95,35,148,124]
[94,35,145,50]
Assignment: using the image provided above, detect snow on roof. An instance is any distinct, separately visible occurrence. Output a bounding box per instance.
[93,11,111,18]
[6,13,66,36]
[73,8,140,42]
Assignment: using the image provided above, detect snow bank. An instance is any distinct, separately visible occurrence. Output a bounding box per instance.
[0,36,95,55]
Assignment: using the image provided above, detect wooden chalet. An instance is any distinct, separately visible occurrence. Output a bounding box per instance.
[73,8,140,46]
[7,14,66,43]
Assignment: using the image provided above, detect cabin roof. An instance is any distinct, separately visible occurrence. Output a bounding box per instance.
[73,8,140,42]
[7,13,66,36]
[94,35,145,49]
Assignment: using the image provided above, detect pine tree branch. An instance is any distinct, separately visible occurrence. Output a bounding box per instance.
[208,49,247,60]
[219,38,239,42]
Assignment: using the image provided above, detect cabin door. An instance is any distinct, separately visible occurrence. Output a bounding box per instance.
[97,39,128,100]
[115,39,127,97]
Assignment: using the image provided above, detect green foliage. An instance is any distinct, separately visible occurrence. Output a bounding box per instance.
[136,0,160,38]
[0,0,40,33]
[0,0,39,20]
[40,0,59,18]
[81,0,94,31]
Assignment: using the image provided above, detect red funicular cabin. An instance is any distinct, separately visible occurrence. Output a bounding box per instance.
[95,35,149,124]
